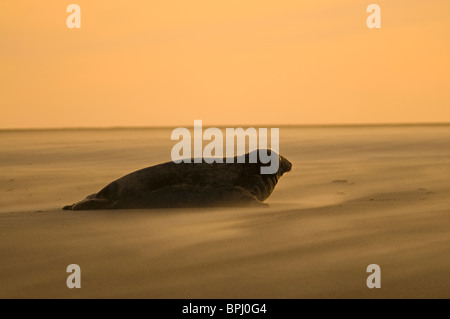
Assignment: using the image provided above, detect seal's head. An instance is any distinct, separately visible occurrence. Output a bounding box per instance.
[243,149,292,176]
[237,149,292,202]
[278,154,293,177]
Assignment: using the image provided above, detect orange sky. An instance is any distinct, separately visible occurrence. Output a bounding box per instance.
[1,0,449,128]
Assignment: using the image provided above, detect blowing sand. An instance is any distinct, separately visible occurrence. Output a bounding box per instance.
[0,125,449,298]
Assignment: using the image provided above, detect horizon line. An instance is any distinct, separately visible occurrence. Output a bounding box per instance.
[1,122,450,132]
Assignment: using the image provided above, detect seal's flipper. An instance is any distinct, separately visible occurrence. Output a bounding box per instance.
[229,186,269,207]
[62,194,113,211]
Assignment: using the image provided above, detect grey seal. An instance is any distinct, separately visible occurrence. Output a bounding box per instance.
[63,149,292,210]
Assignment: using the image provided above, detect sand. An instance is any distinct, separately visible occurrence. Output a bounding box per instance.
[0,125,449,298]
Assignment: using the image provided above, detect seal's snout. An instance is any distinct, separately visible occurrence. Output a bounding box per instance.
[284,159,292,172]
[280,155,292,174]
